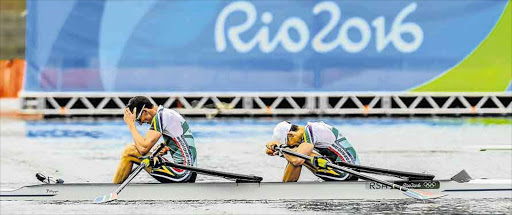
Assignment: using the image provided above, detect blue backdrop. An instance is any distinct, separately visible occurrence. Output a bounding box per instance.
[25,0,508,92]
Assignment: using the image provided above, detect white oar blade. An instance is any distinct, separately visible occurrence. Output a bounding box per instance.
[404,189,447,200]
[93,193,118,203]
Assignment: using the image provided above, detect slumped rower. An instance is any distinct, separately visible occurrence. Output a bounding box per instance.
[113,96,197,184]
[266,121,360,182]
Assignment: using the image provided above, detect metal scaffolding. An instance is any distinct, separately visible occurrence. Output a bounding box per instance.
[19,92,512,117]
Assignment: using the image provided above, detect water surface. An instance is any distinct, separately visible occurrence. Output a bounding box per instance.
[1,117,511,214]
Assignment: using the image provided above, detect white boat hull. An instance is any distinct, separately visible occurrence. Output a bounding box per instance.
[1,179,511,201]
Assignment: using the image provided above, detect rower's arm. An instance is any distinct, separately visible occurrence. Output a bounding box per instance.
[128,124,162,155]
[283,142,314,166]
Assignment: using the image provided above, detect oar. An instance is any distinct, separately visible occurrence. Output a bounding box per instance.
[93,143,166,203]
[162,161,263,183]
[334,160,434,180]
[276,147,447,200]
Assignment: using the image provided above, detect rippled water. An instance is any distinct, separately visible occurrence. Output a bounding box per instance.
[1,198,511,214]
[1,117,511,214]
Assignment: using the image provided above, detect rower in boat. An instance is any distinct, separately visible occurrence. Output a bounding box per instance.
[113,96,197,184]
[266,121,360,182]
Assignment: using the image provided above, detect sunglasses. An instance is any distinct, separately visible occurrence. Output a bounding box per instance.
[135,104,146,123]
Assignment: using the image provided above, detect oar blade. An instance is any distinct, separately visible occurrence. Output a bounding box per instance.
[93,193,118,203]
[404,189,447,200]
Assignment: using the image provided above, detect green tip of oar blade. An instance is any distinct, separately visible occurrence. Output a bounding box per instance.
[93,193,118,203]
[404,189,447,200]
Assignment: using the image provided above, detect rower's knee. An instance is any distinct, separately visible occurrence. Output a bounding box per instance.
[282,163,301,182]
[121,144,140,159]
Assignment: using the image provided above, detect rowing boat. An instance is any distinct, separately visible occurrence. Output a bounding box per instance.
[2,177,510,201]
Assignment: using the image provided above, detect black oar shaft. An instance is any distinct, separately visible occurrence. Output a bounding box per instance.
[115,163,146,194]
[114,143,166,194]
[163,162,263,182]
[279,148,411,192]
[336,161,434,180]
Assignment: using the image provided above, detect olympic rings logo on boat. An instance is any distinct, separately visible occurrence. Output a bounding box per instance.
[423,181,437,189]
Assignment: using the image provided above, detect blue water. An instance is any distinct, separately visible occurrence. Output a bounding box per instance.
[24,118,488,140]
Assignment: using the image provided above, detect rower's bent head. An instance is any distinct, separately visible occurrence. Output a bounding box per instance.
[127,96,155,125]
[273,121,291,145]
[273,121,302,146]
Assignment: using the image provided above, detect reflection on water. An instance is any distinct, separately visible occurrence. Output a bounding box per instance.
[2,199,511,214]
[284,198,512,214]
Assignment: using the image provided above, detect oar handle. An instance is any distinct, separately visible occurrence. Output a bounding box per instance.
[273,144,290,157]
[150,143,167,158]
[277,147,411,190]
[274,145,434,180]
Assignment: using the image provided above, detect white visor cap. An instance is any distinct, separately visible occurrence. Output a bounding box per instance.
[272,121,292,145]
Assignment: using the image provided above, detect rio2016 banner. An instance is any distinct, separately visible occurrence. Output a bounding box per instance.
[25,0,511,92]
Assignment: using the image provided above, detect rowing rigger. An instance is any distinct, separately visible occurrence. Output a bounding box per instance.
[1,170,511,201]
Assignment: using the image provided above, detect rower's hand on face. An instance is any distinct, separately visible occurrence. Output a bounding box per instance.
[123,107,136,125]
